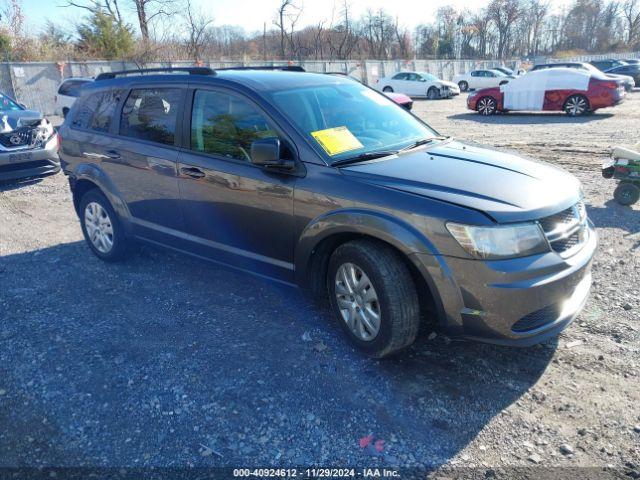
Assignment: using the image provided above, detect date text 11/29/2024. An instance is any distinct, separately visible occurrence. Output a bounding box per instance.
[232,468,401,477]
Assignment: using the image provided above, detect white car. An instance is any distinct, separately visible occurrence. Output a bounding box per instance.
[453,69,512,92]
[376,72,460,99]
[55,77,93,117]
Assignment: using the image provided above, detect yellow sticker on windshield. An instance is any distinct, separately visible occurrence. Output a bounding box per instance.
[310,126,363,156]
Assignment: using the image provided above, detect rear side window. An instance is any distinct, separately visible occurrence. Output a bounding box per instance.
[58,80,90,97]
[392,73,407,80]
[71,93,101,129]
[70,90,122,131]
[89,90,122,133]
[119,88,181,145]
[190,90,278,161]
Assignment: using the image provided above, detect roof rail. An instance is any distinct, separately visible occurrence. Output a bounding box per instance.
[216,65,306,72]
[95,67,215,81]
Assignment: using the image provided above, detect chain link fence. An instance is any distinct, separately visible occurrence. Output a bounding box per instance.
[1,53,636,115]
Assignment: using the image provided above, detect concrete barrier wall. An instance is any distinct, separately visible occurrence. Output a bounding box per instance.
[1,58,524,115]
[1,53,636,115]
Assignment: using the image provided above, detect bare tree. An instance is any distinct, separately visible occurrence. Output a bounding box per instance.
[487,0,522,59]
[130,0,175,42]
[622,0,640,45]
[274,0,301,59]
[183,0,213,62]
[62,0,124,24]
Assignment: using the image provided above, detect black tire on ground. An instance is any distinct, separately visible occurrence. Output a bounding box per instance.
[382,86,393,92]
[79,189,131,262]
[476,96,497,115]
[427,87,439,100]
[327,239,420,358]
[62,107,69,118]
[613,182,640,206]
[458,81,468,92]
[499,80,509,86]
[563,94,590,116]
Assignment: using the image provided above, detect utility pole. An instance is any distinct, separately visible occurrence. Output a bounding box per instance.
[263,22,267,62]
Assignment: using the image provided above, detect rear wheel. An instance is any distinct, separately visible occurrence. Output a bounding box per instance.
[477,96,497,115]
[427,87,439,100]
[458,81,468,92]
[564,94,590,116]
[327,239,420,358]
[62,107,69,118]
[79,189,130,262]
[382,86,393,92]
[614,182,640,205]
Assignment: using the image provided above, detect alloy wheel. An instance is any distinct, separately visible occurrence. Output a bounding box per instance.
[84,202,114,253]
[334,262,381,341]
[477,97,496,115]
[565,96,587,116]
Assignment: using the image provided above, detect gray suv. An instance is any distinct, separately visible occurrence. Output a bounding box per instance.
[58,67,596,357]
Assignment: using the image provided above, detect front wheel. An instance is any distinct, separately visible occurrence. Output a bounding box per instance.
[458,81,468,92]
[427,87,439,100]
[564,94,590,116]
[327,240,420,358]
[614,182,640,205]
[477,96,497,115]
[79,189,131,262]
[382,86,393,93]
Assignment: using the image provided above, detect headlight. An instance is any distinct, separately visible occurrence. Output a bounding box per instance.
[35,119,54,144]
[446,222,549,259]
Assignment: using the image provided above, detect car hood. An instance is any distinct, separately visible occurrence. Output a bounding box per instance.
[384,92,412,103]
[440,80,459,89]
[0,109,44,131]
[342,140,581,223]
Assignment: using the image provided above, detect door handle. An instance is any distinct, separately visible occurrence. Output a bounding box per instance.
[105,149,121,160]
[180,166,206,179]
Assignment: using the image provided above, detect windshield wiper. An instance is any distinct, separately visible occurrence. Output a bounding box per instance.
[401,135,451,152]
[331,150,399,167]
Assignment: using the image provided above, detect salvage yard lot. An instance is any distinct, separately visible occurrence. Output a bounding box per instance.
[0,93,639,475]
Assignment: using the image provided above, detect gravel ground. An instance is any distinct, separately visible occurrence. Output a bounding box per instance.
[0,93,639,478]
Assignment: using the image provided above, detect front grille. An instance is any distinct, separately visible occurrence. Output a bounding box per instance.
[538,202,588,256]
[0,128,34,148]
[0,160,53,173]
[512,304,560,333]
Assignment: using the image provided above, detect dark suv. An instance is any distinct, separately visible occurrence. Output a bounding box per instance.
[59,67,596,357]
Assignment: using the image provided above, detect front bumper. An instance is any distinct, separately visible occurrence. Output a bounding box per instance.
[411,222,597,346]
[0,135,60,182]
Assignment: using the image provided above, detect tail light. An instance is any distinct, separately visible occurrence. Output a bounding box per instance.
[602,81,619,90]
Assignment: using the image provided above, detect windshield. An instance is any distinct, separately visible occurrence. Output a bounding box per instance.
[0,93,22,112]
[418,72,437,82]
[269,82,437,163]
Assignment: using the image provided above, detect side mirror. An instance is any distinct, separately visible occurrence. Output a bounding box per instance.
[250,138,295,171]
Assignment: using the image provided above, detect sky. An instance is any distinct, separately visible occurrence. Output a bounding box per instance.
[20,0,574,34]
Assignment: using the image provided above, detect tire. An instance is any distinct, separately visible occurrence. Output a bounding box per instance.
[427,87,439,100]
[79,189,130,262]
[327,239,420,358]
[499,80,509,86]
[476,96,497,115]
[382,86,393,92]
[458,81,468,92]
[613,182,640,206]
[62,107,69,118]
[563,94,590,116]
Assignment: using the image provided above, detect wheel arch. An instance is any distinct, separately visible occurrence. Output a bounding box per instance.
[295,209,444,325]
[71,164,133,232]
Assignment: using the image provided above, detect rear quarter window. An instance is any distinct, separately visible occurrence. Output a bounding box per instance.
[70,90,123,132]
